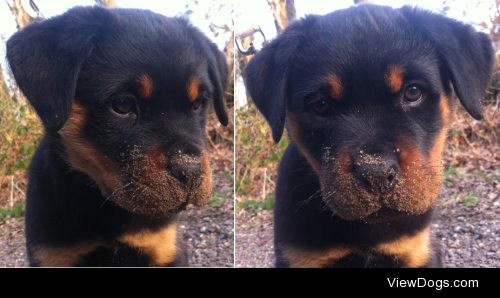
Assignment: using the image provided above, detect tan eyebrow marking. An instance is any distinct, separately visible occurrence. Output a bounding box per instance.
[136,73,154,99]
[386,64,405,93]
[187,76,201,102]
[324,75,343,99]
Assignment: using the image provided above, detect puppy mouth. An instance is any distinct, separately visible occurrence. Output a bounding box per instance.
[321,150,441,222]
[104,147,212,217]
[363,207,408,224]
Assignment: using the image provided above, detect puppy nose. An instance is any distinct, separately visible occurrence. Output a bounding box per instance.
[168,162,204,184]
[355,158,399,190]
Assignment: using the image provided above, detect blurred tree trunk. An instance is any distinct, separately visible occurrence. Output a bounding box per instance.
[5,0,33,29]
[226,29,235,105]
[95,0,117,7]
[237,36,253,91]
[0,64,11,100]
[268,0,296,34]
[5,0,35,105]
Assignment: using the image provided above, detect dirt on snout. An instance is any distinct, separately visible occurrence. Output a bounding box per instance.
[322,150,441,222]
[109,146,212,217]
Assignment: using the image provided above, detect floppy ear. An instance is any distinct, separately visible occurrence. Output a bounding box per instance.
[244,15,319,143]
[208,43,230,126]
[6,6,111,132]
[185,20,229,126]
[400,6,494,120]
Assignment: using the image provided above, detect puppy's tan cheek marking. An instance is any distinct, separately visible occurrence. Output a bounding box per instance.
[386,64,405,93]
[32,242,102,267]
[287,112,323,177]
[397,140,440,212]
[59,103,120,191]
[375,227,431,268]
[324,74,342,99]
[186,150,213,207]
[431,94,452,163]
[281,246,352,268]
[187,76,201,102]
[136,73,154,99]
[397,96,450,210]
[117,223,178,266]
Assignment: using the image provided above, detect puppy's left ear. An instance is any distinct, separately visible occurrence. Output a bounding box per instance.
[6,6,111,132]
[245,15,320,143]
[401,6,494,120]
[207,43,229,126]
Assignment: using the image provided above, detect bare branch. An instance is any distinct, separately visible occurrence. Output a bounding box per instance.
[5,0,34,29]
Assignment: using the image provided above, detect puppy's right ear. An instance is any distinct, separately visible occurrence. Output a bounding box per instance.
[6,6,111,132]
[244,16,318,143]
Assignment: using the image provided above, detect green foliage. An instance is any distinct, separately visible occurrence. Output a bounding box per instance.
[463,191,479,206]
[208,192,225,207]
[478,170,493,183]
[0,93,43,202]
[0,201,24,222]
[443,165,463,188]
[235,103,289,199]
[237,195,274,217]
[458,190,492,207]
[223,171,234,183]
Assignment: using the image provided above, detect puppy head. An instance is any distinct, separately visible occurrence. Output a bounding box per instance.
[7,6,229,217]
[245,4,494,222]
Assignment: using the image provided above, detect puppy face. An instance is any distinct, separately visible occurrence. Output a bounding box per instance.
[245,4,494,222]
[61,66,213,217]
[286,32,448,222]
[7,7,229,217]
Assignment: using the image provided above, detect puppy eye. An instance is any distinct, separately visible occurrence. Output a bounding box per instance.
[112,98,133,114]
[192,100,201,111]
[313,100,332,116]
[404,86,422,103]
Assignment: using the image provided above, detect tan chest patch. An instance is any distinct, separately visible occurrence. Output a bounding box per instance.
[282,227,431,268]
[281,246,352,268]
[117,223,178,266]
[32,242,102,267]
[375,227,431,268]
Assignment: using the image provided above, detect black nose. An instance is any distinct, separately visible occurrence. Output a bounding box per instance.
[355,158,399,190]
[168,162,204,184]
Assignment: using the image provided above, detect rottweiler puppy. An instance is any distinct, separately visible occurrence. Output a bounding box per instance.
[6,6,228,267]
[245,4,493,268]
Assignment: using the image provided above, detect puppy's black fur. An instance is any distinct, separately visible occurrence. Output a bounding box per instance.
[7,6,228,267]
[245,4,493,268]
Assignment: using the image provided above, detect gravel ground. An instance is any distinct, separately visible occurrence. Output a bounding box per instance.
[235,153,500,268]
[180,197,234,267]
[0,217,28,267]
[235,208,274,268]
[434,154,500,268]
